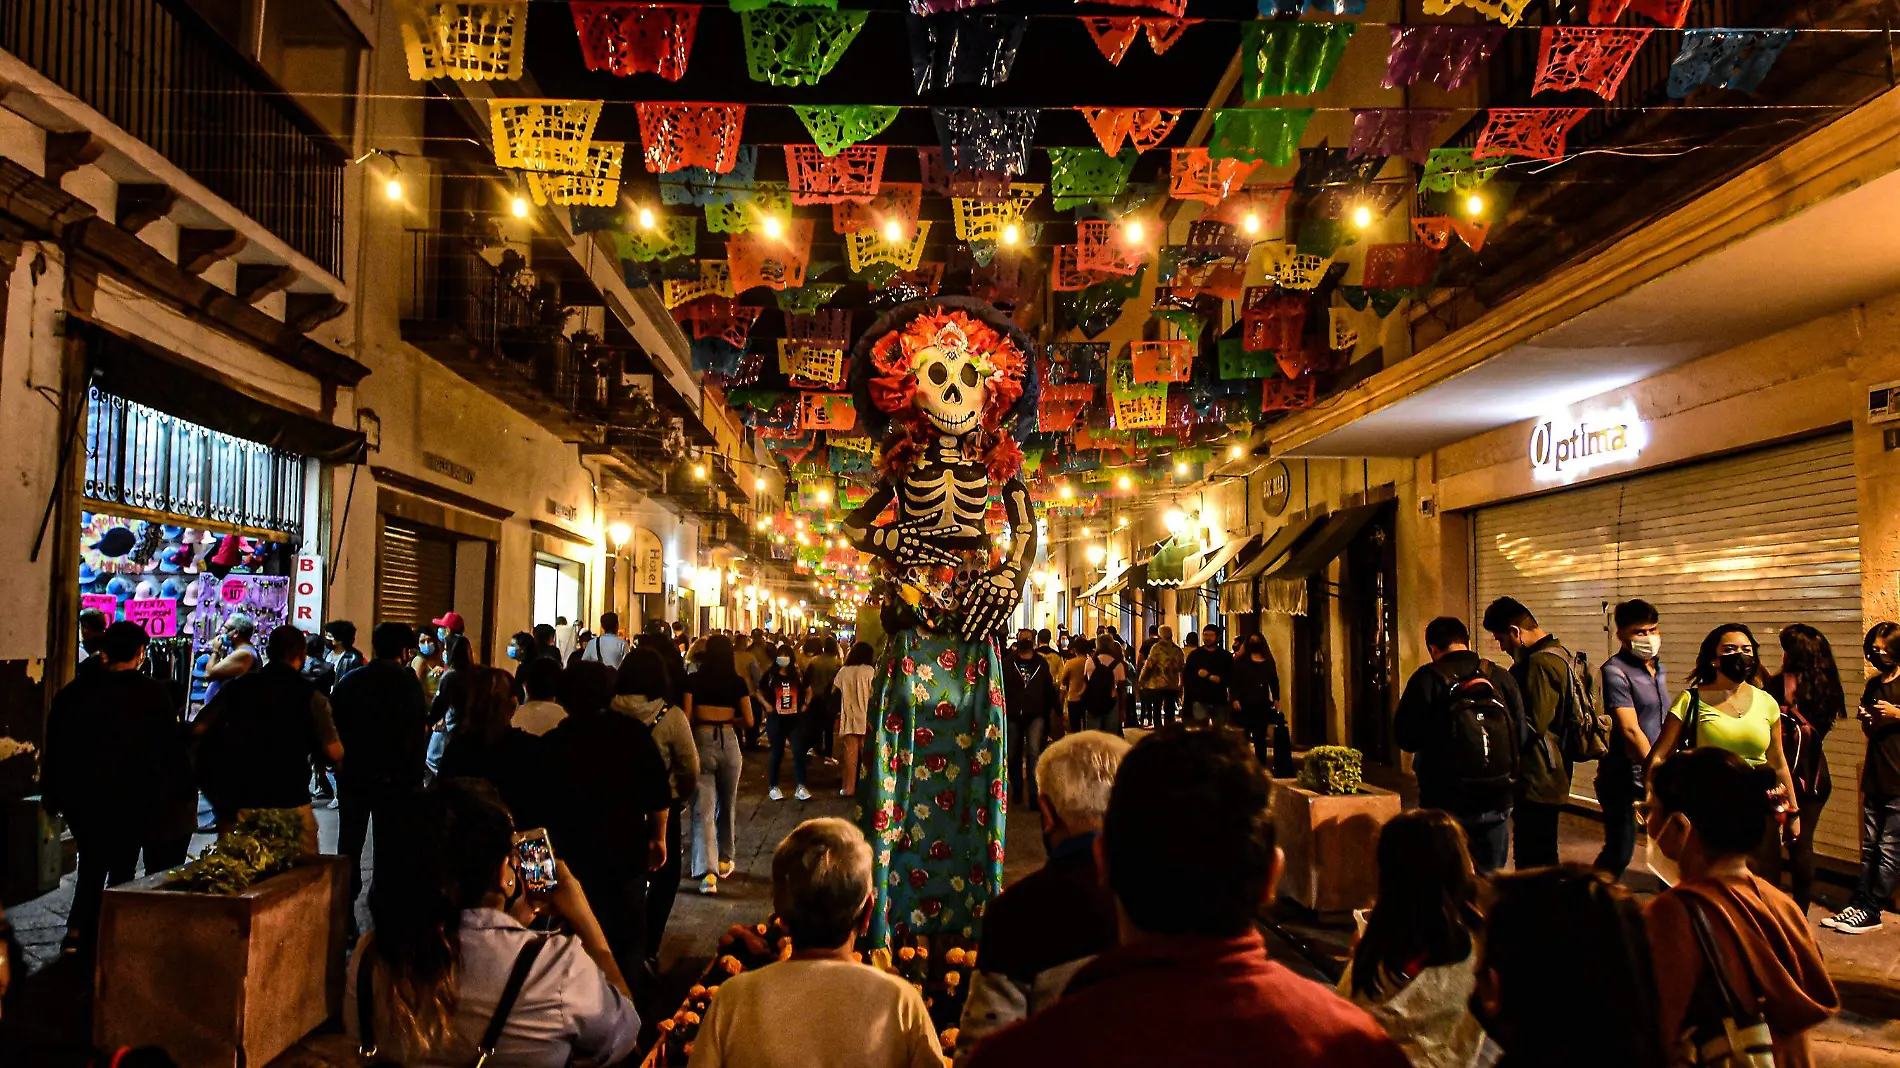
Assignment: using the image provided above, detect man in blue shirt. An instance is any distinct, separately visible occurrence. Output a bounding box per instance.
[1596,599,1667,877]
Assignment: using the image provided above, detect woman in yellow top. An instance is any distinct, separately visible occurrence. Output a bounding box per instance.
[1649,623,1800,851]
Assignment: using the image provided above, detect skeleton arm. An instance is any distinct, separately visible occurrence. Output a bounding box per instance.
[842,477,959,568]
[958,475,1035,642]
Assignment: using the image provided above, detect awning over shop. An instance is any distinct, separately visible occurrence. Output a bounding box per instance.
[1258,504,1385,616]
[1219,517,1323,615]
[1080,562,1129,601]
[1145,536,1200,587]
[82,323,368,462]
[1179,534,1256,592]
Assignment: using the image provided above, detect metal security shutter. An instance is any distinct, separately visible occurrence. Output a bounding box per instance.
[1473,434,1861,861]
[377,520,458,631]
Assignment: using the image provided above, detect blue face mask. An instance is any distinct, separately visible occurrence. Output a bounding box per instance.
[437,628,452,643]
[420,641,438,656]
[776,656,791,667]
[506,646,520,660]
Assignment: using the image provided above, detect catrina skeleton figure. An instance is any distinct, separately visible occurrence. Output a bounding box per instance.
[844,298,1038,949]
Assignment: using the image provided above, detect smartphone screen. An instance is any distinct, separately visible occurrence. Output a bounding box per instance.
[512,828,558,893]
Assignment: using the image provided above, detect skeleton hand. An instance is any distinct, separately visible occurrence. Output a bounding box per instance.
[959,570,1022,643]
[873,520,963,568]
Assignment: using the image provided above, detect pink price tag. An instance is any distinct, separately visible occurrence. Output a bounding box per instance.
[81,593,119,620]
[123,599,178,638]
[220,578,249,605]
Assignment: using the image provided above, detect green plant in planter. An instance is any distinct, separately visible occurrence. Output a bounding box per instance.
[165,809,303,895]
[1296,745,1364,796]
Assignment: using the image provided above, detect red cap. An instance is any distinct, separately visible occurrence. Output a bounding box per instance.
[431,611,465,631]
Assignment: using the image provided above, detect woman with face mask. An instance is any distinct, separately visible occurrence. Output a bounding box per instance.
[1822,622,1900,934]
[1646,623,1800,877]
[346,779,638,1066]
[1763,624,1844,913]
[1644,748,1838,1067]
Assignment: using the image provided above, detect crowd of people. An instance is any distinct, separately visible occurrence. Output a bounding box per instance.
[26,590,1900,1068]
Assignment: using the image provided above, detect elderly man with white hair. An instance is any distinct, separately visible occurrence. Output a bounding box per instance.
[689,818,942,1068]
[956,730,1132,1054]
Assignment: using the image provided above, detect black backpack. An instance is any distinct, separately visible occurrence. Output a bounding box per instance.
[1430,659,1518,794]
[1537,647,1612,763]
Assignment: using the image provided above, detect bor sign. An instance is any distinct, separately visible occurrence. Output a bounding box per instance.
[293,554,324,628]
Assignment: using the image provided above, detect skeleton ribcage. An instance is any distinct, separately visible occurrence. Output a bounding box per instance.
[898,457,991,536]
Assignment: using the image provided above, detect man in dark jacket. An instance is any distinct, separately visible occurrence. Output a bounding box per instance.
[195,625,344,854]
[961,731,1129,1049]
[42,622,197,950]
[1482,597,1577,869]
[544,661,673,983]
[964,727,1411,1068]
[1002,638,1062,806]
[1394,616,1527,873]
[328,621,427,912]
[1182,625,1234,724]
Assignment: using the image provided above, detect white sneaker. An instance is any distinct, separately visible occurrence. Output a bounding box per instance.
[769,786,784,801]
[698,875,718,895]
[794,785,812,802]
[717,860,736,879]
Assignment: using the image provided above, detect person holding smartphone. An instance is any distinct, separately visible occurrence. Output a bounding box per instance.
[347,779,638,1066]
[762,644,809,802]
[1821,622,1900,934]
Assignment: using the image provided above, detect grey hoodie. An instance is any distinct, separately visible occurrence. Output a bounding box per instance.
[610,694,700,803]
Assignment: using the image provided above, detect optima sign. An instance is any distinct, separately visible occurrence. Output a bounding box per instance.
[1529,405,1646,482]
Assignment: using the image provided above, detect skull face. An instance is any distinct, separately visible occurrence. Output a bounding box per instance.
[914,342,986,435]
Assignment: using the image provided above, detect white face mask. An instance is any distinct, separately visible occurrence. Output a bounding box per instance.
[1629,633,1662,661]
[1645,812,1687,887]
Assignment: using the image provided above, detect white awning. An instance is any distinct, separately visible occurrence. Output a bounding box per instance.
[1178,534,1255,591]
[1080,562,1130,600]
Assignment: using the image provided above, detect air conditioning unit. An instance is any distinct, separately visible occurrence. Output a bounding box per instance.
[1870,380,1900,425]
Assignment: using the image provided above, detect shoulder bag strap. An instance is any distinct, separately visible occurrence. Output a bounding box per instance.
[1682,687,1700,751]
[1682,895,1757,1024]
[473,936,550,1067]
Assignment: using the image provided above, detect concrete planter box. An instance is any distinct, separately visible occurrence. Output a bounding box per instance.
[95,856,349,1068]
[1270,779,1401,919]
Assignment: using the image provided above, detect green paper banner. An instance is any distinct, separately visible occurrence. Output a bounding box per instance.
[1208,109,1315,168]
[794,105,900,156]
[741,8,868,87]
[1047,147,1138,211]
[1243,22,1355,101]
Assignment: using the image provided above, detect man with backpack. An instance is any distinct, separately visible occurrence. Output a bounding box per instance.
[1483,597,1591,869]
[1395,616,1527,873]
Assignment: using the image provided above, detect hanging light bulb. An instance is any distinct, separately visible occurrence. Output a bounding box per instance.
[511,194,529,219]
[1351,204,1373,229]
[883,219,902,242]
[638,206,656,230]
[1228,443,1246,460]
[754,476,767,492]
[762,215,783,239]
[1465,192,1486,217]
[1117,474,1133,491]
[384,177,404,202]
[1059,483,1074,500]
[1117,515,1129,528]
[1123,219,1145,244]
[757,517,771,531]
[817,488,832,505]
[1241,210,1261,235]
[1002,223,1021,246]
[1081,526,1093,538]
[1085,545,1106,566]
[692,462,707,479]
[1175,460,1189,476]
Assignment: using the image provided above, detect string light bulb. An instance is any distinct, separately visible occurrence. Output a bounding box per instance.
[1059,483,1074,500]
[762,215,783,239]
[817,488,832,505]
[1002,223,1021,246]
[1465,193,1486,217]
[1117,474,1133,491]
[384,177,403,202]
[1228,443,1246,460]
[1164,509,1187,534]
[1351,204,1373,229]
[1241,211,1260,235]
[1085,545,1106,566]
[692,463,707,479]
[1081,526,1093,537]
[1123,219,1145,244]
[754,476,766,492]
[638,207,656,230]
[883,219,902,242]
[1175,460,1189,476]
[511,195,529,219]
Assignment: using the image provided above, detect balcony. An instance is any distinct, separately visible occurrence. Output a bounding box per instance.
[402,231,682,477]
[0,0,346,275]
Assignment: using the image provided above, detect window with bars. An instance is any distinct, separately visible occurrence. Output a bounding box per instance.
[84,387,306,537]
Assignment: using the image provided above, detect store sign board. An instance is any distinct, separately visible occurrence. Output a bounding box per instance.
[124,598,178,638]
[1261,460,1292,517]
[632,527,664,594]
[292,554,324,629]
[1529,403,1646,483]
[82,593,118,620]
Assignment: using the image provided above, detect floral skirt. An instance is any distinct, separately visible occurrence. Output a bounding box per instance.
[855,627,1008,948]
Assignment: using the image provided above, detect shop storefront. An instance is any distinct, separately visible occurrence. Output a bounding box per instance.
[75,325,362,712]
[371,468,505,660]
[1466,431,1861,861]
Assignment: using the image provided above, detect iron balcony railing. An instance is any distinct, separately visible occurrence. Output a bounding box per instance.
[402,231,627,425]
[85,387,305,536]
[1,0,346,274]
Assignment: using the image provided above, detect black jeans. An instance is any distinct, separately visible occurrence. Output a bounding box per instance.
[645,801,685,965]
[1140,689,1179,728]
[768,711,814,789]
[572,859,646,982]
[68,824,191,943]
[1850,793,1900,914]
[337,778,408,915]
[1007,716,1048,806]
[1594,763,1642,877]
[1513,800,1563,869]
[1457,809,1512,874]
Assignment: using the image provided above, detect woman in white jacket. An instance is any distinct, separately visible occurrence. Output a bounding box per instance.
[614,648,699,974]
